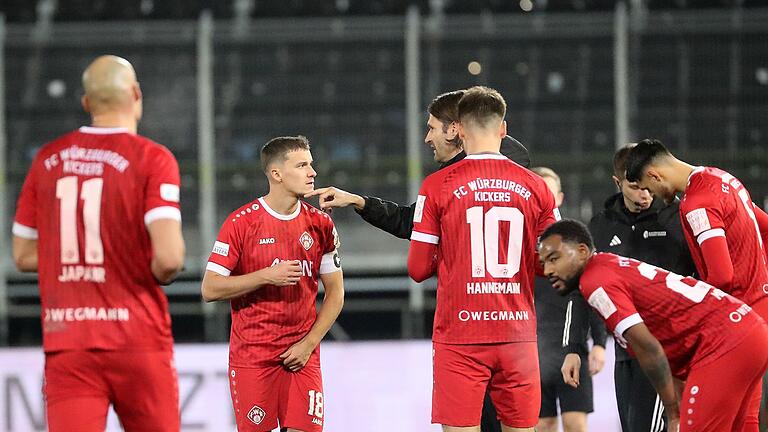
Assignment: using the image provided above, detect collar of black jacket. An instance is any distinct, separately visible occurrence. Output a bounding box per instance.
[603,192,667,224]
[440,135,530,169]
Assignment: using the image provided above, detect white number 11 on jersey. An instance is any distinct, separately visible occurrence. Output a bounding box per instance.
[56,176,104,265]
[466,206,524,279]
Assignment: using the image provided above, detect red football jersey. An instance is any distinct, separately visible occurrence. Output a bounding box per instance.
[206,198,340,367]
[580,253,760,379]
[13,126,182,352]
[411,153,559,344]
[680,167,768,305]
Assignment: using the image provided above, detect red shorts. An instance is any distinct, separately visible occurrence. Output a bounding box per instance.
[680,321,768,432]
[432,341,540,428]
[44,350,179,432]
[229,353,324,432]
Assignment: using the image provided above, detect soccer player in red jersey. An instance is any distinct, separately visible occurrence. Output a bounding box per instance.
[625,139,768,318]
[12,55,185,431]
[201,136,344,432]
[408,86,559,432]
[539,219,768,432]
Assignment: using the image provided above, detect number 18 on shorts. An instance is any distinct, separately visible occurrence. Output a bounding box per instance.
[229,361,325,432]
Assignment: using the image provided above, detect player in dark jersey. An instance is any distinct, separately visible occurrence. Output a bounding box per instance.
[540,219,768,432]
[409,86,558,432]
[531,167,606,432]
[12,55,185,432]
[201,136,344,432]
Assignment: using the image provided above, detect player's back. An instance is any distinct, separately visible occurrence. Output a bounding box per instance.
[416,153,557,344]
[681,167,768,305]
[14,126,180,352]
[581,253,760,378]
[207,198,337,367]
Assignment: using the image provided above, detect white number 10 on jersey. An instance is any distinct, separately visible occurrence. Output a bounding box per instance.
[466,206,524,279]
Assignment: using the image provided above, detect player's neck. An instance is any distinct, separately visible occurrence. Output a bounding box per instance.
[90,113,137,134]
[463,138,501,155]
[672,159,696,192]
[263,191,300,216]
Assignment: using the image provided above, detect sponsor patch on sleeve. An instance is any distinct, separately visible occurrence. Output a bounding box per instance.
[332,226,341,249]
[685,208,711,236]
[587,287,618,320]
[414,195,426,223]
[212,241,230,257]
[553,208,562,221]
[160,183,180,203]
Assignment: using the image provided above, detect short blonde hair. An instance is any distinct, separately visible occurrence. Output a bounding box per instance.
[531,166,561,193]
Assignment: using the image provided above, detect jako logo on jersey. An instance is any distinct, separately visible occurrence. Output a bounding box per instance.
[212,241,230,257]
[247,405,266,425]
[259,238,275,245]
[300,232,314,250]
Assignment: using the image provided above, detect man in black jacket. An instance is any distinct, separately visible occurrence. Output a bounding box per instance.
[305,89,529,432]
[532,167,607,432]
[561,144,696,432]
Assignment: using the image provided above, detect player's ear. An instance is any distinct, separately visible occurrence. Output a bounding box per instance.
[133,82,142,102]
[457,122,467,141]
[270,167,282,183]
[81,95,90,113]
[498,120,507,138]
[446,121,458,139]
[646,167,663,183]
[612,175,621,190]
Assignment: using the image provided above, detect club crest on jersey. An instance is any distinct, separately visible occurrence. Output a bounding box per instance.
[247,405,266,425]
[300,231,314,250]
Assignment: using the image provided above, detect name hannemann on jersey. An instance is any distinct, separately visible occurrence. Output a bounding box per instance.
[466,281,521,294]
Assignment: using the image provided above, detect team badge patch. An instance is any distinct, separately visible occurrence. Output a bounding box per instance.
[300,231,314,250]
[587,287,618,319]
[685,208,711,236]
[247,405,266,425]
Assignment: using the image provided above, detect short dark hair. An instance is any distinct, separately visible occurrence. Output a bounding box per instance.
[624,138,672,182]
[612,144,637,180]
[428,90,465,146]
[260,135,310,173]
[458,86,506,130]
[428,90,465,126]
[540,219,595,251]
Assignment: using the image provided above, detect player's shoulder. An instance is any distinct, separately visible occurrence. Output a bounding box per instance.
[222,199,266,229]
[300,201,335,227]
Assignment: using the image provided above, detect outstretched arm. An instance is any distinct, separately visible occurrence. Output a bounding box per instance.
[306,187,415,240]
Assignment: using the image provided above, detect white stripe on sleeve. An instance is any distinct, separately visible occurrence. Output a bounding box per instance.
[12,222,38,239]
[410,231,439,244]
[145,206,182,225]
[206,262,232,276]
[696,228,725,245]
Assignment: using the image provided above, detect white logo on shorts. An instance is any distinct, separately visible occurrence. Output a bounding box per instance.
[247,405,266,425]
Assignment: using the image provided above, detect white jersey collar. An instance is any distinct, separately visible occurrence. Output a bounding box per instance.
[258,197,301,221]
[79,126,132,135]
[465,153,506,160]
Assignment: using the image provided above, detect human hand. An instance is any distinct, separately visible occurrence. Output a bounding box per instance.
[561,353,582,388]
[304,187,364,211]
[263,260,303,286]
[589,345,606,376]
[279,338,315,371]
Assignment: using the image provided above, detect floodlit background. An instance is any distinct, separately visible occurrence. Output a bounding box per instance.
[0,1,766,430]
